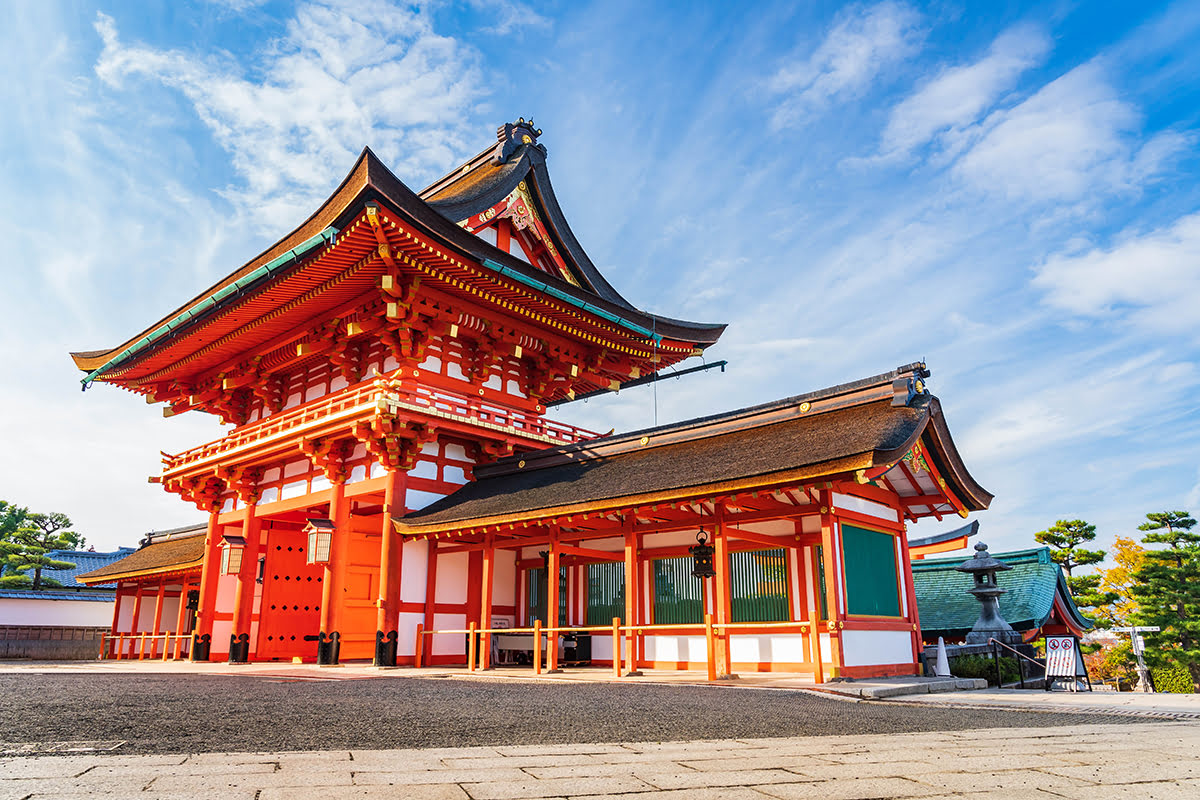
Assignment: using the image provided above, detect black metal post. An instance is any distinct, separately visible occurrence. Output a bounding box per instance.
[228,633,250,664]
[374,630,397,666]
[190,632,211,662]
[992,640,1002,688]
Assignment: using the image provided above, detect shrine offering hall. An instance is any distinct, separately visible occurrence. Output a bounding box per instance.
[77,121,991,680]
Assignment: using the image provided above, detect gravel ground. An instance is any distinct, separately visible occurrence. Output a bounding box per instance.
[0,673,1153,755]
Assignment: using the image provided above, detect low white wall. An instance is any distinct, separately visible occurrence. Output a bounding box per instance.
[0,596,114,627]
[841,629,913,667]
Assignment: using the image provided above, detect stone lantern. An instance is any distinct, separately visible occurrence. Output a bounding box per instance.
[956,542,1022,645]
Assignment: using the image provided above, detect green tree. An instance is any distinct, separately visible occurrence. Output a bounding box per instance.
[2,512,85,591]
[1130,511,1200,692]
[1035,519,1116,609]
[1090,536,1145,626]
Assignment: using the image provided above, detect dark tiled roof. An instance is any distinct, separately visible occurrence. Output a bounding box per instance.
[0,589,116,602]
[912,547,1093,637]
[77,529,205,583]
[39,549,136,589]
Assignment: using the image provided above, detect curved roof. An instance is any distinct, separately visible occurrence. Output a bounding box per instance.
[912,546,1093,638]
[72,123,724,381]
[396,363,992,533]
[76,526,205,584]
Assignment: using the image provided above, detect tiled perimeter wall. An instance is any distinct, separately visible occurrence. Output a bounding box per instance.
[0,625,106,660]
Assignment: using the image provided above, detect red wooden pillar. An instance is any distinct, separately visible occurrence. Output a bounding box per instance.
[374,469,406,666]
[192,508,222,661]
[818,492,845,676]
[480,533,495,670]
[423,539,438,660]
[546,529,561,672]
[897,520,922,673]
[319,482,347,639]
[713,508,733,678]
[109,583,125,658]
[173,580,191,660]
[129,584,145,660]
[229,499,261,663]
[622,519,641,676]
[149,580,166,658]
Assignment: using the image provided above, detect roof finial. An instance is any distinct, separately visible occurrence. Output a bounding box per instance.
[493,118,546,165]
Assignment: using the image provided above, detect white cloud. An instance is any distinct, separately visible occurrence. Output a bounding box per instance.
[1034,212,1200,333]
[769,1,923,129]
[94,1,485,229]
[952,62,1187,202]
[464,0,551,35]
[878,23,1051,159]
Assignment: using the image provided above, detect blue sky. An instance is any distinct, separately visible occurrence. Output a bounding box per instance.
[2,0,1198,562]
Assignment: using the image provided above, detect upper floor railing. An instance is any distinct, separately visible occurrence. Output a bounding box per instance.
[161,376,598,474]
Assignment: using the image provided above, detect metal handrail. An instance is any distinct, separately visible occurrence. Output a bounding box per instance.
[987,637,1045,689]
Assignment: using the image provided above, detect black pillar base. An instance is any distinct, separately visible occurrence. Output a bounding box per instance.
[316,631,341,665]
[229,633,250,664]
[190,633,211,662]
[374,630,398,667]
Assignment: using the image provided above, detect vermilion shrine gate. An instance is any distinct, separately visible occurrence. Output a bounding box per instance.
[77,121,991,679]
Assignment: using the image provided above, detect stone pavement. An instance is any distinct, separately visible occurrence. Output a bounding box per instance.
[2,721,1197,799]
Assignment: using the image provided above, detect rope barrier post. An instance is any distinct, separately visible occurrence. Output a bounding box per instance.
[468,622,477,672]
[612,617,621,678]
[414,623,424,668]
[992,639,1002,688]
[533,620,542,675]
[705,614,717,682]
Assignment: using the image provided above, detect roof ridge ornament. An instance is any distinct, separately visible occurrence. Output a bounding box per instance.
[493,117,546,165]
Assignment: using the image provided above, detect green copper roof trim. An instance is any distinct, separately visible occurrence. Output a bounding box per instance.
[82,227,340,389]
[481,258,663,344]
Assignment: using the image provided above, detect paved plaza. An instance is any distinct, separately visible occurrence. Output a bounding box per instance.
[1,663,1198,798]
[2,721,1198,799]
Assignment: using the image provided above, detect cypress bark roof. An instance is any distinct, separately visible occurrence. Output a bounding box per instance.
[397,364,992,532]
[76,527,206,583]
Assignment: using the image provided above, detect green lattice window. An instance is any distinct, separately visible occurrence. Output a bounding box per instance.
[653,557,704,624]
[841,524,901,617]
[586,562,625,625]
[730,548,790,622]
[526,566,568,624]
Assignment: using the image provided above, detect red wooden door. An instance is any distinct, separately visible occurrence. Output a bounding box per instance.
[256,529,323,661]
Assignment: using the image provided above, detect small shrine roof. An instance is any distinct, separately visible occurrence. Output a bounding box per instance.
[396,363,992,533]
[912,546,1093,638]
[76,525,206,584]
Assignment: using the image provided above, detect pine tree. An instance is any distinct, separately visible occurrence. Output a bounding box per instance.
[2,512,85,591]
[1035,519,1115,609]
[1130,511,1200,692]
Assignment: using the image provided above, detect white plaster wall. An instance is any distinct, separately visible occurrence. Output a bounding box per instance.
[800,516,820,534]
[730,634,807,664]
[733,519,796,536]
[492,549,517,608]
[116,592,134,631]
[431,613,466,655]
[832,493,898,522]
[400,540,429,603]
[434,552,468,605]
[644,635,707,663]
[818,633,832,664]
[841,629,913,667]
[397,611,424,656]
[0,597,114,627]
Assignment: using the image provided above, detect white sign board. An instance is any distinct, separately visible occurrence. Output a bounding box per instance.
[1045,636,1079,677]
